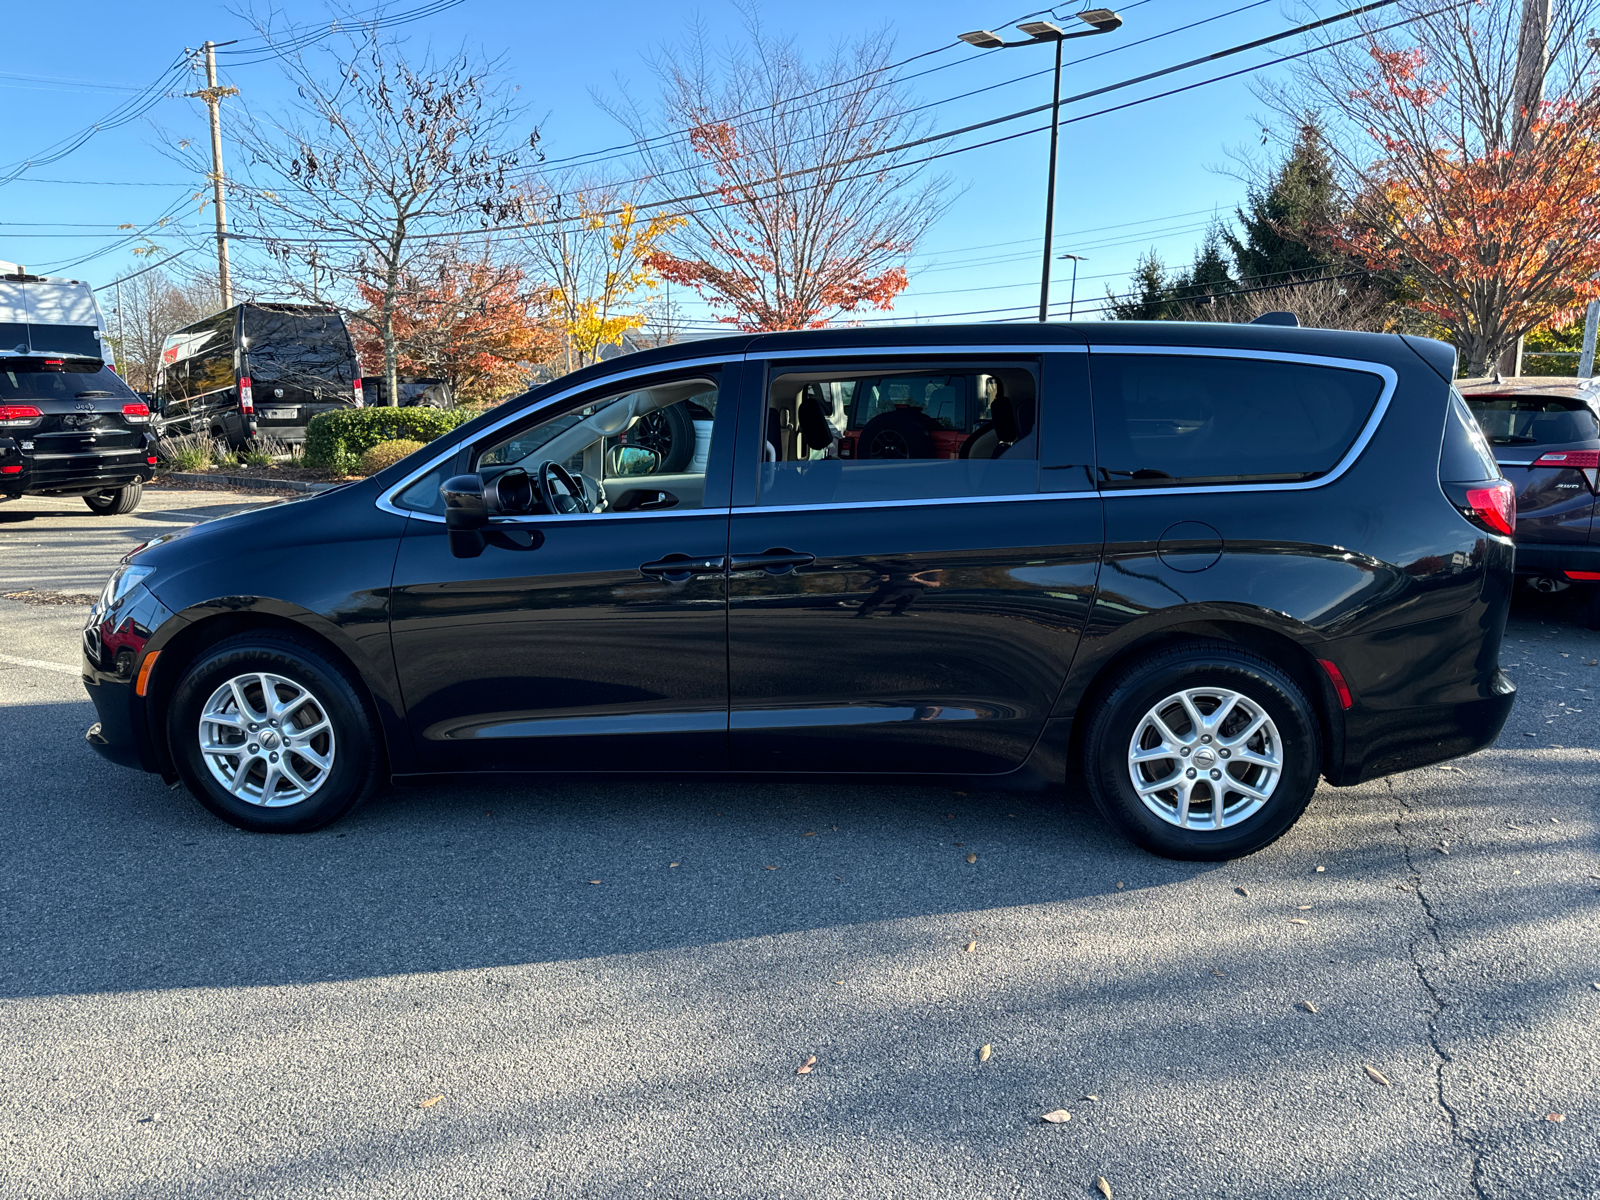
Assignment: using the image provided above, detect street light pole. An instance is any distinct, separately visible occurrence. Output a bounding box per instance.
[1058,253,1087,320]
[958,10,1123,323]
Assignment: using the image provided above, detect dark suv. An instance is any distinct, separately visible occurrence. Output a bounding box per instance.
[82,322,1515,860]
[1,355,157,514]
[1458,377,1600,627]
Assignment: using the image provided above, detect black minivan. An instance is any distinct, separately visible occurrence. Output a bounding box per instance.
[83,322,1516,860]
[156,302,363,447]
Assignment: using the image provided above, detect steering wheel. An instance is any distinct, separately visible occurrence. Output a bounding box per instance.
[536,460,592,515]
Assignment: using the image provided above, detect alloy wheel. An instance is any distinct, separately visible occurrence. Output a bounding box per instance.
[1126,686,1282,830]
[197,671,337,807]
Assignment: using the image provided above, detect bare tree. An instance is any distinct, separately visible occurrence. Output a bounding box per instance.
[1264,0,1600,373]
[219,12,537,404]
[600,12,949,330]
[109,270,221,391]
[1184,277,1396,333]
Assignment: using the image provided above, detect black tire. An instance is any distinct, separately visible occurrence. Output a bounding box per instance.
[166,632,384,833]
[83,483,142,515]
[630,403,696,473]
[859,410,935,459]
[1586,584,1600,631]
[1081,641,1322,861]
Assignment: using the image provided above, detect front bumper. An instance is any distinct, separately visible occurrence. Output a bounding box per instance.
[80,582,179,778]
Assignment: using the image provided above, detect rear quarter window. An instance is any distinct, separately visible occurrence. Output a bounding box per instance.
[1441,389,1502,482]
[1090,352,1386,487]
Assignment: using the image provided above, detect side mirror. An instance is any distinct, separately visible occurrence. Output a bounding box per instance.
[607,445,662,476]
[442,474,488,558]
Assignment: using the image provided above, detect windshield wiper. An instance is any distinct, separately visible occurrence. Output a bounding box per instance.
[75,390,115,398]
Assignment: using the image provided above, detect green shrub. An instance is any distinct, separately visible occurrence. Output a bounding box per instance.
[360,439,426,475]
[304,407,470,473]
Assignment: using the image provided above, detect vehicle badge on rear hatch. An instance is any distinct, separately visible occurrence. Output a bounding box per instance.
[76,401,94,411]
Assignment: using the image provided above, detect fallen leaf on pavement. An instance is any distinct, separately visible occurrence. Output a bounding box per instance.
[1096,1176,1114,1199]
[1115,881,1125,889]
[669,862,679,868]
[1546,1113,1565,1123]
[420,1095,443,1108]
[1210,968,1224,978]
[1289,918,1309,925]
[804,831,817,837]
[1363,1065,1392,1087]
[1297,904,1313,910]
[1315,866,1326,873]
[1235,886,1249,897]
[1298,1000,1318,1014]
[796,1055,816,1075]
[965,941,977,953]
[766,865,779,870]
[1040,1109,1072,1123]
[1395,884,1413,891]
[978,1043,992,1063]
[1082,1094,1099,1101]
[966,852,977,864]
[588,880,601,885]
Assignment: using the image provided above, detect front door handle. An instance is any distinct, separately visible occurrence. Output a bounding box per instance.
[730,548,816,575]
[639,553,726,583]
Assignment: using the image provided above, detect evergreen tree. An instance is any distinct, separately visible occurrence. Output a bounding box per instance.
[1226,122,1339,284]
[1171,220,1236,307]
[1105,249,1177,320]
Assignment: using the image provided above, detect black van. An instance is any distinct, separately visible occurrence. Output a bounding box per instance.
[84,321,1516,860]
[156,303,362,447]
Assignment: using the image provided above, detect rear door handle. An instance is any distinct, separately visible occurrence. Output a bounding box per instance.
[730,549,815,575]
[639,554,726,582]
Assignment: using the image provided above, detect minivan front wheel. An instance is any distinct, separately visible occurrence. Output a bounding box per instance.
[1082,642,1322,861]
[167,633,382,833]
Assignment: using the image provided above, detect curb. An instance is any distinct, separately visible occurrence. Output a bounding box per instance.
[159,471,339,494]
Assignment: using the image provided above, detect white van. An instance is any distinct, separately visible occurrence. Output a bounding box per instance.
[0,266,117,370]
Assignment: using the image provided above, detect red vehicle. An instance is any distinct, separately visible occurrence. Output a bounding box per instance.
[804,370,1033,461]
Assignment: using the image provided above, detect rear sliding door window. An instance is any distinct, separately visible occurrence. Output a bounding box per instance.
[1090,352,1385,488]
[756,362,1039,506]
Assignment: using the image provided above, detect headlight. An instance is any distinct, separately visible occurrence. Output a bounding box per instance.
[100,564,156,609]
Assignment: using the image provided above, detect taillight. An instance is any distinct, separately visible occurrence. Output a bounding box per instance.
[0,404,43,427]
[239,376,254,415]
[1532,449,1600,469]
[1465,480,1516,536]
[1565,570,1600,581]
[0,465,20,474]
[122,402,150,423]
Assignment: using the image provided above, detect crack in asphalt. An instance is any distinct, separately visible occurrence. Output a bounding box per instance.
[1390,777,1490,1200]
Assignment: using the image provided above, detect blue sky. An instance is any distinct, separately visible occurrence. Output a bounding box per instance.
[0,0,1346,327]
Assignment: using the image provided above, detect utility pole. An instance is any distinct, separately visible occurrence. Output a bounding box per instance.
[188,42,239,308]
[115,276,124,370]
[1498,0,1552,378]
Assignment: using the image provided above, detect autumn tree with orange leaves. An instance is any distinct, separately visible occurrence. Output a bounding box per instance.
[602,17,947,331]
[355,247,558,405]
[1273,0,1600,374]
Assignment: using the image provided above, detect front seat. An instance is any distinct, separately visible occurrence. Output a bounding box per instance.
[959,382,1020,459]
[798,386,838,456]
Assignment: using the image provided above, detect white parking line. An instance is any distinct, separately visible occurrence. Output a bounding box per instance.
[0,652,79,675]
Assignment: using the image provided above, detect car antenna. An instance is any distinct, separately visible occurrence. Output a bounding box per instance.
[1249,311,1299,327]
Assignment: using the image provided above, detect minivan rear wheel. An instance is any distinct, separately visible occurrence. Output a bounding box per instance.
[83,483,142,515]
[1082,642,1321,861]
[167,632,383,833]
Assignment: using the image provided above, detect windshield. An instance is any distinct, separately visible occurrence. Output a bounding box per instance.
[0,358,135,402]
[1465,395,1600,446]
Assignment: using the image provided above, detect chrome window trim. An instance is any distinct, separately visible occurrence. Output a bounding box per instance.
[743,491,1095,515]
[1085,345,1397,498]
[745,344,1079,360]
[374,353,737,522]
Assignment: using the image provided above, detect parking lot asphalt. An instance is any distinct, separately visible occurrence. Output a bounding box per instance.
[1,488,1597,1200]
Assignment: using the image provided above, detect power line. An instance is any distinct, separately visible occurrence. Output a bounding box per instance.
[224,0,1419,250]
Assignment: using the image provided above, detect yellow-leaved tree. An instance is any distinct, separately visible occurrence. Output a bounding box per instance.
[518,183,683,373]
